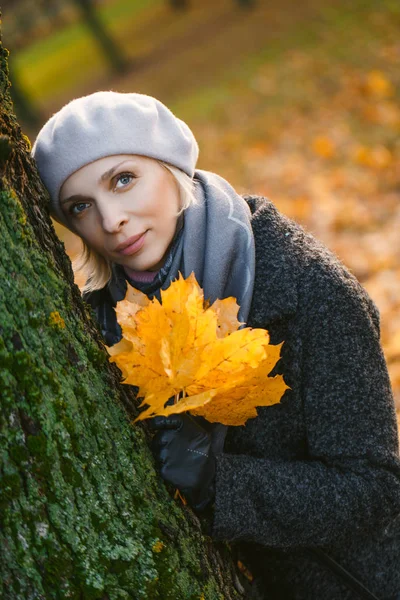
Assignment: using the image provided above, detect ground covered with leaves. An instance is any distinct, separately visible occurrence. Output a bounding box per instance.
[177,2,400,412]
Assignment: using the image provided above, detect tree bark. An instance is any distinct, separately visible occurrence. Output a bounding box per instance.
[0,39,246,599]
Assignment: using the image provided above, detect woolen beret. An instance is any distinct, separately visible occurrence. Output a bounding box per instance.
[31,91,199,225]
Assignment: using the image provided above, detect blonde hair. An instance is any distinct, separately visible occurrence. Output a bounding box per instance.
[72,160,198,295]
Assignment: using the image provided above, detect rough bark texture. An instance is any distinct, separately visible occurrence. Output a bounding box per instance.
[0,38,245,600]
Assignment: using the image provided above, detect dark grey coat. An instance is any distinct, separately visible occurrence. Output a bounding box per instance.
[84,196,400,599]
[212,196,400,599]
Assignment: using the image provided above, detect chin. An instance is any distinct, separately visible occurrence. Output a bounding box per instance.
[127,255,163,272]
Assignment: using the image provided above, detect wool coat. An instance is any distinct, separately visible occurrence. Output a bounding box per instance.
[83,196,400,600]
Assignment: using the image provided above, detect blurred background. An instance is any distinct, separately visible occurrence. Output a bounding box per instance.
[3,0,400,410]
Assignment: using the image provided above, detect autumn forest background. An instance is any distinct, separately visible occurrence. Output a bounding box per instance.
[4,0,400,413]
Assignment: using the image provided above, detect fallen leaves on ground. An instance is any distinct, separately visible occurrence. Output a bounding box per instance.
[194,52,400,417]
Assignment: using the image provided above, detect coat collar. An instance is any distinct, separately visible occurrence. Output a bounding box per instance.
[244,195,298,328]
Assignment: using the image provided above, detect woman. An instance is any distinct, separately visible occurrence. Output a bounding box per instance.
[32,91,400,599]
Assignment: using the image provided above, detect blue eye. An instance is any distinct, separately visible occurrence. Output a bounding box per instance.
[70,202,89,216]
[115,173,134,188]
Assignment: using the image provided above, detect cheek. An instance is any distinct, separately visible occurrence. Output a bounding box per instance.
[153,174,179,213]
[74,219,101,247]
[158,198,179,234]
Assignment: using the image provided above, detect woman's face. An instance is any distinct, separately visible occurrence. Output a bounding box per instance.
[59,154,181,271]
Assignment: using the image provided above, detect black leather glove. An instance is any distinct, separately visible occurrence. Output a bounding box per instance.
[150,413,226,512]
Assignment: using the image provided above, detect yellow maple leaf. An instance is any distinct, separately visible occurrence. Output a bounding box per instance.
[212,297,243,337]
[107,273,289,426]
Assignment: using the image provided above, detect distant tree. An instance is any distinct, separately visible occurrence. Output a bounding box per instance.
[168,0,189,10]
[167,0,255,9]
[8,60,40,128]
[71,0,127,73]
[236,0,256,7]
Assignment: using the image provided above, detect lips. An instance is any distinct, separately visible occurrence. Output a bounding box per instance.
[114,232,147,256]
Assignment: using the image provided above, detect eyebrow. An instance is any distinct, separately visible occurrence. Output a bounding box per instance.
[99,160,129,182]
[60,160,135,205]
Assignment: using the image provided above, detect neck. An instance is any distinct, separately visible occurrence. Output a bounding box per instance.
[123,266,159,283]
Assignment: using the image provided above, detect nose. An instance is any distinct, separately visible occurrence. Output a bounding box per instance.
[99,200,129,233]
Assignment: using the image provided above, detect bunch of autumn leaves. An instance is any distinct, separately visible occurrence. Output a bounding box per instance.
[107,274,288,426]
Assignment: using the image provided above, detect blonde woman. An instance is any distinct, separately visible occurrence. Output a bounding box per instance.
[32,91,400,600]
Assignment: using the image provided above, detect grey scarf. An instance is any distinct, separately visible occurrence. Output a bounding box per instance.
[121,168,256,325]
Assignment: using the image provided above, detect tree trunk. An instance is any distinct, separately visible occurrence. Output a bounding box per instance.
[168,0,189,11]
[236,0,256,8]
[72,0,127,74]
[0,39,246,599]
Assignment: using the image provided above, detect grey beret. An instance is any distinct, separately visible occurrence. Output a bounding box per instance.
[31,91,199,225]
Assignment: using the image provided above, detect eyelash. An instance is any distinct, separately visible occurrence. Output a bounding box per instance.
[69,171,137,216]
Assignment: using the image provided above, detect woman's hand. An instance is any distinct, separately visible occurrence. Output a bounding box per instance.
[150,414,219,512]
